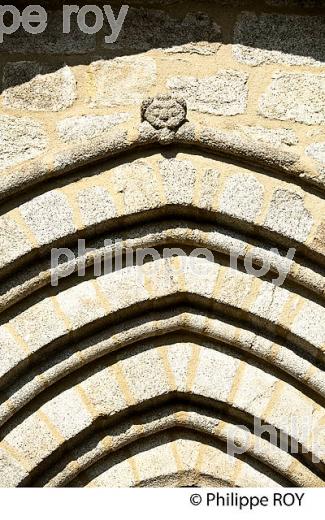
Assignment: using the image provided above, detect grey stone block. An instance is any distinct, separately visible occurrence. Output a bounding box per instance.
[103,8,221,55]
[91,56,157,106]
[259,73,325,125]
[3,62,76,112]
[0,115,47,170]
[57,114,130,143]
[167,70,248,115]
[234,13,325,66]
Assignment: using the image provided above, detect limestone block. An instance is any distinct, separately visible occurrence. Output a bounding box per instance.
[88,458,135,487]
[237,126,298,147]
[306,142,325,168]
[0,328,26,380]
[250,283,290,323]
[167,343,193,392]
[97,267,149,311]
[0,447,28,487]
[292,301,325,350]
[5,413,60,467]
[120,347,170,402]
[197,169,220,210]
[134,439,178,482]
[233,365,277,416]
[55,282,107,330]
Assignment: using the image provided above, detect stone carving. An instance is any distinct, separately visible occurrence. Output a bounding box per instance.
[141,94,187,143]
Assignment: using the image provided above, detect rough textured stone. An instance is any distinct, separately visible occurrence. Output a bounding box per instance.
[104,8,222,55]
[292,302,325,350]
[0,328,25,380]
[142,95,187,130]
[259,73,325,125]
[264,189,313,242]
[167,70,248,115]
[159,159,197,205]
[113,161,161,213]
[55,282,107,330]
[235,365,277,416]
[91,56,157,106]
[0,115,47,170]
[19,191,75,244]
[0,10,96,54]
[234,13,325,66]
[80,367,127,416]
[0,216,33,270]
[306,142,325,165]
[237,126,298,147]
[219,173,264,222]
[77,187,117,226]
[265,0,325,6]
[11,298,68,353]
[192,347,240,401]
[0,3,324,489]
[3,63,76,111]
[57,114,130,143]
[4,413,60,467]
[41,389,92,439]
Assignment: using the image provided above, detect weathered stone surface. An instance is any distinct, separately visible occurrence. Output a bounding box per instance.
[265,0,325,6]
[3,63,76,111]
[167,70,248,115]
[91,56,157,106]
[159,159,197,204]
[237,126,298,147]
[0,328,26,380]
[264,189,313,241]
[77,187,117,226]
[0,10,95,54]
[142,95,187,130]
[219,173,264,222]
[0,0,324,492]
[292,301,325,350]
[306,142,325,165]
[57,114,130,143]
[234,13,325,66]
[103,8,221,55]
[12,298,68,353]
[0,115,47,170]
[0,216,33,270]
[19,191,75,244]
[113,161,161,212]
[259,73,325,125]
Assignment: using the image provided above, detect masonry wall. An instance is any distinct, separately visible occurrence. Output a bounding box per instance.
[0,0,324,487]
